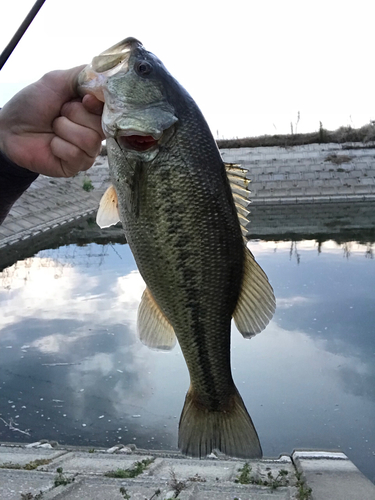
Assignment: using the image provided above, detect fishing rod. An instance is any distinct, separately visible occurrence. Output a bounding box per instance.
[0,0,46,71]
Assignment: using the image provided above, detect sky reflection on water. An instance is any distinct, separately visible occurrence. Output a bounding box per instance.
[0,239,374,483]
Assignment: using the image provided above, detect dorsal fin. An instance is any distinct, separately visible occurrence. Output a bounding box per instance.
[96,185,121,228]
[233,245,276,338]
[224,162,251,238]
[137,287,176,351]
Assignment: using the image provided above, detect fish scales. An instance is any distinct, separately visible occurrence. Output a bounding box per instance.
[78,37,275,459]
[109,129,243,404]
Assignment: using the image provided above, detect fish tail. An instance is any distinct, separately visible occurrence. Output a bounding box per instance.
[178,386,262,459]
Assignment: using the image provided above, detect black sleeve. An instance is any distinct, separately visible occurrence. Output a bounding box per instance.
[0,150,39,225]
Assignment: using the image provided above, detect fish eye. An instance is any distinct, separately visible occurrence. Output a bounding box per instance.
[135,60,153,76]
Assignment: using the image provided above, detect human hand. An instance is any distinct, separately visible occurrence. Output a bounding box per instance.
[0,66,105,177]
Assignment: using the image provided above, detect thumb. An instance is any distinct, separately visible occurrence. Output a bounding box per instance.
[39,65,87,102]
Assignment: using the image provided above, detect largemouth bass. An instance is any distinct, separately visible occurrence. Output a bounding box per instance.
[78,37,275,459]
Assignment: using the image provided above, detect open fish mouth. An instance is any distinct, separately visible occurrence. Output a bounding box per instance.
[120,135,158,151]
[117,132,159,152]
[114,122,176,156]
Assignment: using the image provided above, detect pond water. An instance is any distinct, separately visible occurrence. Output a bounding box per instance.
[0,238,374,483]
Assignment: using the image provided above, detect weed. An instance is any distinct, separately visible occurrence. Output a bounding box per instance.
[88,448,95,453]
[54,467,75,487]
[188,473,206,483]
[169,468,189,497]
[235,464,289,489]
[20,493,44,500]
[1,459,51,471]
[0,462,22,469]
[119,487,131,499]
[24,459,51,470]
[82,179,94,192]
[324,154,351,165]
[149,490,161,499]
[105,458,154,479]
[235,462,252,484]
[264,469,289,489]
[118,487,161,500]
[295,471,312,500]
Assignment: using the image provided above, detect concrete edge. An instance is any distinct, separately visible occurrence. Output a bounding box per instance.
[292,450,375,500]
[0,208,96,249]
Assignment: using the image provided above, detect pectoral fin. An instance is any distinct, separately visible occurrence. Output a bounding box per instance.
[137,287,176,350]
[233,246,276,337]
[96,185,121,228]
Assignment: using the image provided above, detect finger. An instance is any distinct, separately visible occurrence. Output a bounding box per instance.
[82,94,104,116]
[61,101,105,139]
[50,136,96,177]
[53,115,102,158]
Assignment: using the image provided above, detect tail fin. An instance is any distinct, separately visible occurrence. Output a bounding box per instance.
[178,387,262,459]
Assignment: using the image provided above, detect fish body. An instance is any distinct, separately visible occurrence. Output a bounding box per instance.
[78,38,275,458]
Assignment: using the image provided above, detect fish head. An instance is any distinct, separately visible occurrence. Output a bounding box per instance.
[78,37,178,161]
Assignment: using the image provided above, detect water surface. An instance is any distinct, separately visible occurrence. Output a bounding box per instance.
[0,239,374,483]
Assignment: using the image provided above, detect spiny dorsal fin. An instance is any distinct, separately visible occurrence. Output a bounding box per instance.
[96,185,121,228]
[224,162,251,238]
[137,287,176,351]
[233,246,276,337]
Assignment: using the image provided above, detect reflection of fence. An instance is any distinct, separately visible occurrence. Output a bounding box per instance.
[0,243,110,290]
[248,201,375,241]
[261,239,374,264]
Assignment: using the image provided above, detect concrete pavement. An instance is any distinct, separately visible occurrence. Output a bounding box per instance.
[1,443,375,499]
[221,141,375,203]
[1,141,375,251]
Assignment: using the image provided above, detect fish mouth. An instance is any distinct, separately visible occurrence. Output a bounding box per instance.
[115,122,176,155]
[117,133,159,152]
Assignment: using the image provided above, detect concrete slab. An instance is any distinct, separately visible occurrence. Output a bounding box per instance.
[150,457,238,482]
[37,475,293,500]
[293,451,375,500]
[42,451,154,475]
[179,483,292,499]
[0,445,66,467]
[0,469,55,500]
[42,477,167,500]
[1,444,375,500]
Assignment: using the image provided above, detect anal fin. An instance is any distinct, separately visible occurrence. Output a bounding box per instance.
[233,246,276,337]
[137,287,176,350]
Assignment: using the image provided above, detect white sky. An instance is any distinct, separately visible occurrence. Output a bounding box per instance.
[0,0,373,139]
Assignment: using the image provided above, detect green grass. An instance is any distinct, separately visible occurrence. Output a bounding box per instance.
[295,471,312,500]
[105,458,154,479]
[235,463,289,489]
[0,459,51,471]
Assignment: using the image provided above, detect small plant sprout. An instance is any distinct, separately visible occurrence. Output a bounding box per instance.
[82,178,94,192]
[54,467,75,487]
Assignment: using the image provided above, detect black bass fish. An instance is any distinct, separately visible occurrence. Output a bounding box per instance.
[78,37,275,459]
